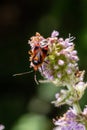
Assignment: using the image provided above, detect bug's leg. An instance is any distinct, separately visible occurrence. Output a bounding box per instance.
[44,61,49,64]
[34,71,39,85]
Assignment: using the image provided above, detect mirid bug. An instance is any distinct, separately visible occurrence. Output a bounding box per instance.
[29,41,48,71]
[13,32,49,84]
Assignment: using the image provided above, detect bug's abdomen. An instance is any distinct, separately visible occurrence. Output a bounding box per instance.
[32,51,43,65]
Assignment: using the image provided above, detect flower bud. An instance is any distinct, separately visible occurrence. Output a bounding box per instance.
[53,108,86,130]
[39,31,79,86]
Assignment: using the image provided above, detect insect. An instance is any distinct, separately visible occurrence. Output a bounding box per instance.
[29,40,48,71]
[28,39,49,84]
[75,70,83,78]
[13,33,49,84]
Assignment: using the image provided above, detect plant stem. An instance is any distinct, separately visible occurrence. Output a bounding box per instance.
[67,84,82,114]
[73,101,82,114]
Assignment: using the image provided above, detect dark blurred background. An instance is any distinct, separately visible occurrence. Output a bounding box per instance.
[0,0,87,130]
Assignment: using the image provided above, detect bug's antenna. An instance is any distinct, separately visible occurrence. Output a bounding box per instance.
[13,70,39,85]
[13,70,33,76]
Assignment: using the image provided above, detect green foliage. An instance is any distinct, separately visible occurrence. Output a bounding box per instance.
[11,114,52,130]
